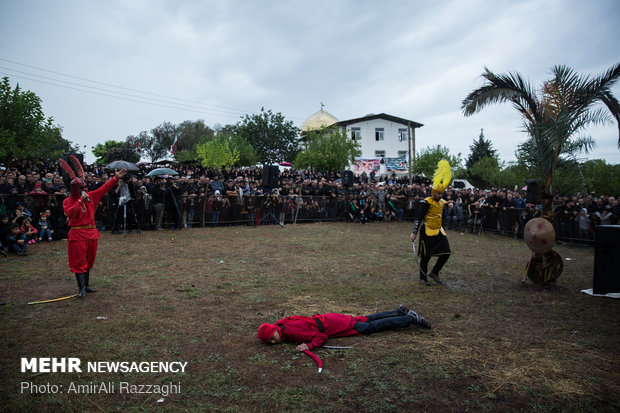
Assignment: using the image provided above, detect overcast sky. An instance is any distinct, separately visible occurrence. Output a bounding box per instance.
[2,0,619,164]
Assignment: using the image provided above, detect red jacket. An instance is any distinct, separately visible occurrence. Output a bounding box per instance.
[277,313,368,350]
[63,176,119,241]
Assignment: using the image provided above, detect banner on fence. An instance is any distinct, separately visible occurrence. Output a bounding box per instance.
[385,157,408,171]
[353,158,381,176]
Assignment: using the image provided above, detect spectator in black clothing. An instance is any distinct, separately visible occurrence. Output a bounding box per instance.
[151,178,166,230]
[13,175,30,194]
[0,215,11,253]
[166,177,183,230]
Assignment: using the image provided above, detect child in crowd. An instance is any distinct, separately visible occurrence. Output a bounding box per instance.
[8,223,28,255]
[37,212,53,242]
[21,218,38,244]
[13,202,32,220]
[0,215,10,248]
[0,214,8,256]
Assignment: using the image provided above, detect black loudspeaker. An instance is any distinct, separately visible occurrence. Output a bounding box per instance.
[262,165,279,189]
[593,225,620,294]
[342,170,354,187]
[525,179,540,204]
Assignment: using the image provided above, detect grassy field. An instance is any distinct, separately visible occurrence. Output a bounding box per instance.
[1,222,618,412]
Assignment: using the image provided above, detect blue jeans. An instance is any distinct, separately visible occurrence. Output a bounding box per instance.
[352,310,413,334]
[446,215,458,230]
[394,208,404,221]
[186,208,195,228]
[9,235,28,255]
[39,228,52,240]
[211,210,220,227]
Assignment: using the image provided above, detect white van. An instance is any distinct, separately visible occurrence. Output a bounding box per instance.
[451,179,474,190]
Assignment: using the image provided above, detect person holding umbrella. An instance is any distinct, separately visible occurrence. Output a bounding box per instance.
[59,156,127,297]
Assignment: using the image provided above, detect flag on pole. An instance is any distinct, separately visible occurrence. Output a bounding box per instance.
[170,133,178,155]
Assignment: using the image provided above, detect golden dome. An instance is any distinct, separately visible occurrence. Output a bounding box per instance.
[301,108,338,132]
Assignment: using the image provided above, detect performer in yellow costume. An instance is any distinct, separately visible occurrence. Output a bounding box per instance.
[409,160,452,285]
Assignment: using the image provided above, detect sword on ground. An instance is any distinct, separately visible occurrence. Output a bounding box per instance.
[28,294,78,305]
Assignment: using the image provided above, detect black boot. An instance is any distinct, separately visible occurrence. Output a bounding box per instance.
[75,273,86,297]
[85,271,97,293]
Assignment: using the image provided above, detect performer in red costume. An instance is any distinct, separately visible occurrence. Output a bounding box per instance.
[58,156,127,297]
[257,304,430,351]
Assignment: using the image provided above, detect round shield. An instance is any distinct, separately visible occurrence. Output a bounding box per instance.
[526,250,563,284]
[524,218,555,254]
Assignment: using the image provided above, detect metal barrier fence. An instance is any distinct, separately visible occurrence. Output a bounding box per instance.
[0,192,609,244]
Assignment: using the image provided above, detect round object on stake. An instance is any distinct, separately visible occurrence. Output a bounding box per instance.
[526,250,563,285]
[524,218,555,254]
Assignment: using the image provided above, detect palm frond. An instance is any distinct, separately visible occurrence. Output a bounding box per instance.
[462,67,541,122]
[563,135,596,155]
[597,91,620,146]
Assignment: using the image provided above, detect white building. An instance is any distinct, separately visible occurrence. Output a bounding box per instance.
[299,109,424,175]
[336,113,423,159]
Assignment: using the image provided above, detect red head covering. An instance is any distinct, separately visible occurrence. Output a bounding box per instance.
[70,177,86,199]
[257,323,278,342]
[58,156,87,200]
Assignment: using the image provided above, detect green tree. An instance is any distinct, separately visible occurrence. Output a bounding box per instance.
[173,120,215,163]
[176,120,214,150]
[151,121,177,161]
[196,136,239,169]
[462,64,620,192]
[551,161,584,194]
[92,140,140,164]
[228,134,259,167]
[125,131,150,161]
[214,123,237,139]
[0,76,75,164]
[581,159,620,195]
[294,127,360,171]
[495,162,529,190]
[126,122,177,162]
[466,128,499,186]
[413,145,463,178]
[466,128,498,169]
[468,156,501,189]
[213,123,259,166]
[233,108,300,164]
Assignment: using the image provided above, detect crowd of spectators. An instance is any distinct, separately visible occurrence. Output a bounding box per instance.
[1,159,619,256]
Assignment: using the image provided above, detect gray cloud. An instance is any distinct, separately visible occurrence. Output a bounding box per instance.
[1,0,618,163]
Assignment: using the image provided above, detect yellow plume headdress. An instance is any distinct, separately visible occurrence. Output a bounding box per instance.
[432,160,452,193]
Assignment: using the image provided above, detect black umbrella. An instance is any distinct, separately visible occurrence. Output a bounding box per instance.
[146,168,179,177]
[104,160,140,172]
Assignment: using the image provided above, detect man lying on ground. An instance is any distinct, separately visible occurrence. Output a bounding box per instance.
[257,304,430,352]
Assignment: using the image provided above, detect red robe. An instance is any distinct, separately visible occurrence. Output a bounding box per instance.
[63,176,119,273]
[276,313,369,350]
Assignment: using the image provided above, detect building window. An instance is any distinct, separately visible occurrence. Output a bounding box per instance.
[375,128,384,141]
[375,150,385,158]
[350,127,361,140]
[397,151,408,159]
[398,128,408,142]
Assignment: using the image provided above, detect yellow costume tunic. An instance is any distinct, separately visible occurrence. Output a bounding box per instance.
[414,197,451,258]
[423,197,447,236]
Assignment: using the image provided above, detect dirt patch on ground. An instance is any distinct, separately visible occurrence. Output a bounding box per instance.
[1,222,618,412]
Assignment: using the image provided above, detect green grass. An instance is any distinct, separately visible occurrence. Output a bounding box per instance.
[1,222,619,412]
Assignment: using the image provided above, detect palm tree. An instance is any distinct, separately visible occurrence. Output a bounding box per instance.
[461,64,620,192]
